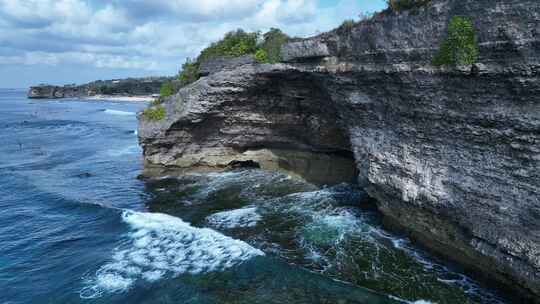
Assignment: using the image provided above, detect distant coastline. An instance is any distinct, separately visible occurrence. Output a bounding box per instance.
[27,76,170,101]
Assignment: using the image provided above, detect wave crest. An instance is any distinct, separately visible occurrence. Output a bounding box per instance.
[80,211,264,298]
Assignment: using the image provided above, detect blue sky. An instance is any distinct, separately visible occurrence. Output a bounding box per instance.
[0,0,386,88]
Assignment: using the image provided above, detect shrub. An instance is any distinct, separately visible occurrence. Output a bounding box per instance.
[386,0,431,12]
[176,28,290,85]
[178,58,199,86]
[142,106,166,121]
[159,81,174,97]
[176,30,258,86]
[259,28,289,63]
[254,49,269,63]
[433,16,479,66]
[198,29,259,63]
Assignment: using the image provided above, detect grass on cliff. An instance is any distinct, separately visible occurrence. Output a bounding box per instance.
[142,106,166,121]
[178,28,290,85]
[433,16,479,66]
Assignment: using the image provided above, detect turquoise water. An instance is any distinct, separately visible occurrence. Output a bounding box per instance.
[0,89,507,304]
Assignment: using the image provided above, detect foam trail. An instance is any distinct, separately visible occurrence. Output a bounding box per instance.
[103,109,135,116]
[80,211,264,298]
[206,207,261,229]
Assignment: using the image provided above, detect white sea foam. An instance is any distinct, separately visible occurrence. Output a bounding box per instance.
[206,207,261,229]
[103,109,135,116]
[80,211,264,298]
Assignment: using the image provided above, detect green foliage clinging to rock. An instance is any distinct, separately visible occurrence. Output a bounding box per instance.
[177,30,259,87]
[198,29,259,63]
[159,81,174,97]
[433,16,479,66]
[142,106,166,121]
[176,28,290,86]
[254,49,269,63]
[259,28,289,63]
[178,58,199,87]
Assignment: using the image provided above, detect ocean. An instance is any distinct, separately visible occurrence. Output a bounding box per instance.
[0,89,506,304]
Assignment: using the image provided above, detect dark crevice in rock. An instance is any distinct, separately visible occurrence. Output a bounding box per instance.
[227,160,261,169]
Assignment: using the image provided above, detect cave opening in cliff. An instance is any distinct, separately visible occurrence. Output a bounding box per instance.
[211,72,361,186]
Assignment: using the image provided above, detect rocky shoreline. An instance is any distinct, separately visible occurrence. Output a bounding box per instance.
[138,0,540,302]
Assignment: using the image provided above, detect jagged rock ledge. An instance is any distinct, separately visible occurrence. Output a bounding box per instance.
[138,0,540,302]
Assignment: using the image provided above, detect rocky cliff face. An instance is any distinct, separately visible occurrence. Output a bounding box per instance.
[139,0,540,301]
[198,55,256,77]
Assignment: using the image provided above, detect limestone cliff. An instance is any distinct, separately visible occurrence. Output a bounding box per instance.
[138,0,540,301]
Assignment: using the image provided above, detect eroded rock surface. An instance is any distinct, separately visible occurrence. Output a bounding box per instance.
[139,0,540,301]
[198,55,256,77]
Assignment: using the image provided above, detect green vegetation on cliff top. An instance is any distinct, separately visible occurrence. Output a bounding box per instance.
[178,28,290,87]
[142,28,289,113]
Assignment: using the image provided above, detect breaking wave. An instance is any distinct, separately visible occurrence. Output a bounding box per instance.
[80,211,264,298]
[103,109,135,116]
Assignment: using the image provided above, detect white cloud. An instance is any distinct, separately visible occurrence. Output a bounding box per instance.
[0,0,92,27]
[0,0,386,82]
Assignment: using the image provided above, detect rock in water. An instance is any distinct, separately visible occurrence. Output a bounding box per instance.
[138,0,540,301]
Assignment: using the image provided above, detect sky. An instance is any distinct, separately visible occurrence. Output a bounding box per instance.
[0,0,386,88]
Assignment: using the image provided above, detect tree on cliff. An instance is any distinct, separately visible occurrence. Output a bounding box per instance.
[159,81,174,97]
[259,28,289,64]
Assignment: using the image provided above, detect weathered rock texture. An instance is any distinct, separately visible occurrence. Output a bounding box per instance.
[198,55,256,77]
[139,0,540,301]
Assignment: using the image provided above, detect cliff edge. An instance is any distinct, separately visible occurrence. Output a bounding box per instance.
[139,0,540,301]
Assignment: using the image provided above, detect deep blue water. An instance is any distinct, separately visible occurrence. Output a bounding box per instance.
[0,89,508,304]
